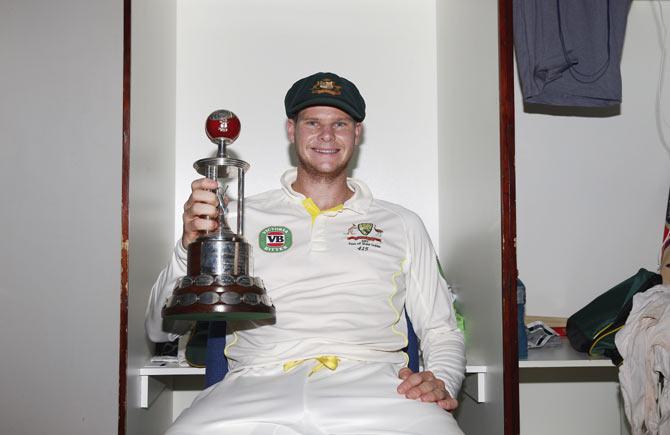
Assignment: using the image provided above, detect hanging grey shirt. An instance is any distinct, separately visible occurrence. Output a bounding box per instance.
[514,0,632,107]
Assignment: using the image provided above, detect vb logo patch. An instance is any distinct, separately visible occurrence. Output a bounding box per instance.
[346,222,383,252]
[259,226,293,253]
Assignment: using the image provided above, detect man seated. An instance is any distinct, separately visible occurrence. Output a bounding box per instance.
[146,72,466,435]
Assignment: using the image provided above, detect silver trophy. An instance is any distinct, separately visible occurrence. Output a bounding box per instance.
[163,110,275,321]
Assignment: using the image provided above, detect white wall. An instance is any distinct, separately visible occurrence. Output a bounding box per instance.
[520,368,625,435]
[127,1,178,434]
[517,2,670,318]
[436,0,505,433]
[173,0,441,249]
[0,1,122,434]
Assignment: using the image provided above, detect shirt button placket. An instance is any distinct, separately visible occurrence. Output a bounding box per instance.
[310,215,328,252]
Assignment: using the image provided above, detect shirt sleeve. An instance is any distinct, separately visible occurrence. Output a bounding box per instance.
[403,212,465,398]
[144,239,194,343]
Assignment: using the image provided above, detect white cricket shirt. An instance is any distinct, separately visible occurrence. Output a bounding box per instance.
[146,168,465,396]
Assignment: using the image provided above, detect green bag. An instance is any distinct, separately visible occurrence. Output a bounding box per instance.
[566,268,661,365]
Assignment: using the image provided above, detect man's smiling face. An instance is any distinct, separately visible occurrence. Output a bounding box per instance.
[287,105,362,181]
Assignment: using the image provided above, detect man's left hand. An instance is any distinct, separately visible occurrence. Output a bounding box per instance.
[397,368,459,411]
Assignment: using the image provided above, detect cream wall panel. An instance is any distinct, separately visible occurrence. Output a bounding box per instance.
[127,1,178,433]
[520,382,623,435]
[0,1,122,434]
[436,0,504,433]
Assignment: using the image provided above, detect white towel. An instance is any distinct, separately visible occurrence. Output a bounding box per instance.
[615,284,670,435]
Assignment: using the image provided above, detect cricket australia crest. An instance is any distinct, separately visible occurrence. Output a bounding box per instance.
[346,222,383,252]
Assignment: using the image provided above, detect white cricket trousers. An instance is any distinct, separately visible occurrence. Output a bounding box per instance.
[166,359,464,435]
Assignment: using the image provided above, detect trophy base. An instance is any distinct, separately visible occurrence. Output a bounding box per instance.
[162,279,275,322]
[162,311,275,322]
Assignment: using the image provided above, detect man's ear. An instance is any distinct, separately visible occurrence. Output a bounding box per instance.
[286,118,296,143]
[354,122,363,146]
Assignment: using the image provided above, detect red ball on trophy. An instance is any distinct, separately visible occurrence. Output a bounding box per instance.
[205,110,241,144]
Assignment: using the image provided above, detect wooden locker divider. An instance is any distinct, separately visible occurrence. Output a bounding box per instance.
[498,0,519,434]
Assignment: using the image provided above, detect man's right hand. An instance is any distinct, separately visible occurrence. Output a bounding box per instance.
[182,178,220,248]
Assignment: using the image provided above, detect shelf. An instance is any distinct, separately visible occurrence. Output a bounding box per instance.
[138,362,489,407]
[519,337,613,368]
[139,364,205,376]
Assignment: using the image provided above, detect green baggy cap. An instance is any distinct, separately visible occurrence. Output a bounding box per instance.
[284,72,366,122]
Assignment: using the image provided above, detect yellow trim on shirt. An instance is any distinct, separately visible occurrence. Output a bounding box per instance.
[302,198,344,225]
[223,330,239,359]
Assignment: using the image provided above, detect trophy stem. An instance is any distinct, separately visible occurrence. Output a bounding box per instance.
[217,139,227,158]
[204,164,233,237]
[237,166,245,237]
[215,184,232,235]
[205,165,217,237]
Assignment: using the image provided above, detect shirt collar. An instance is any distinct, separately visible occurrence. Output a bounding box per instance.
[280,168,373,215]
